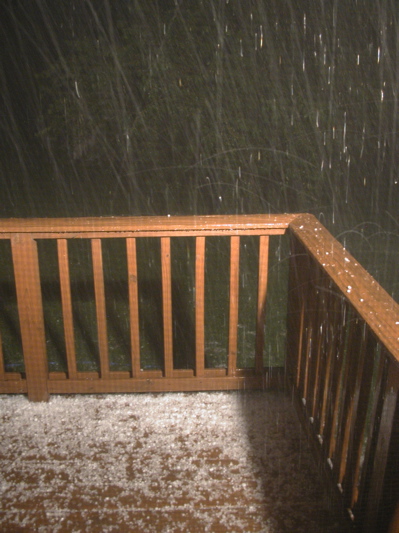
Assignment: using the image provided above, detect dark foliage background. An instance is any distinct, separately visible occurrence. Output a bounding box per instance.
[0,0,398,299]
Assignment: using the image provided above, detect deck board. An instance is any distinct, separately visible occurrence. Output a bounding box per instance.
[0,391,351,532]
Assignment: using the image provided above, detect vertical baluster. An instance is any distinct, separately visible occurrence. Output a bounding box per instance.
[313,274,336,427]
[354,345,385,519]
[316,295,339,441]
[310,324,323,419]
[195,237,205,377]
[57,239,77,379]
[11,235,48,401]
[302,327,312,401]
[228,236,240,376]
[126,238,141,378]
[296,240,312,399]
[324,301,349,464]
[317,326,335,438]
[307,266,324,415]
[255,235,269,374]
[91,239,110,379]
[295,301,306,389]
[302,260,320,404]
[161,237,173,377]
[335,317,364,488]
[286,235,307,389]
[345,332,377,512]
[336,319,365,485]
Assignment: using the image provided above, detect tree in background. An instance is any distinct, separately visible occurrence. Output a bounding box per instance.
[1,0,397,222]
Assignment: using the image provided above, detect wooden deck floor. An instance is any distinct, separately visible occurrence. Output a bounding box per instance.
[0,391,351,532]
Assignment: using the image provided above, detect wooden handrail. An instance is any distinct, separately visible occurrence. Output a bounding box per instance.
[0,214,296,238]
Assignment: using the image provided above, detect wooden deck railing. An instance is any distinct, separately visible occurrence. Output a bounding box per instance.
[0,213,398,532]
[287,214,399,533]
[0,214,294,400]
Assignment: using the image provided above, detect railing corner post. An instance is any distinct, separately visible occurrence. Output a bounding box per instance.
[11,234,49,402]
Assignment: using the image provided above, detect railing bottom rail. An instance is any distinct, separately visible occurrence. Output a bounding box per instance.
[0,367,285,396]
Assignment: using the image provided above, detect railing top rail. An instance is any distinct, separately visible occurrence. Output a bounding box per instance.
[289,213,399,365]
[0,214,298,238]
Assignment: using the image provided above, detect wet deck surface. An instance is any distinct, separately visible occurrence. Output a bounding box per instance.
[1,391,350,532]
